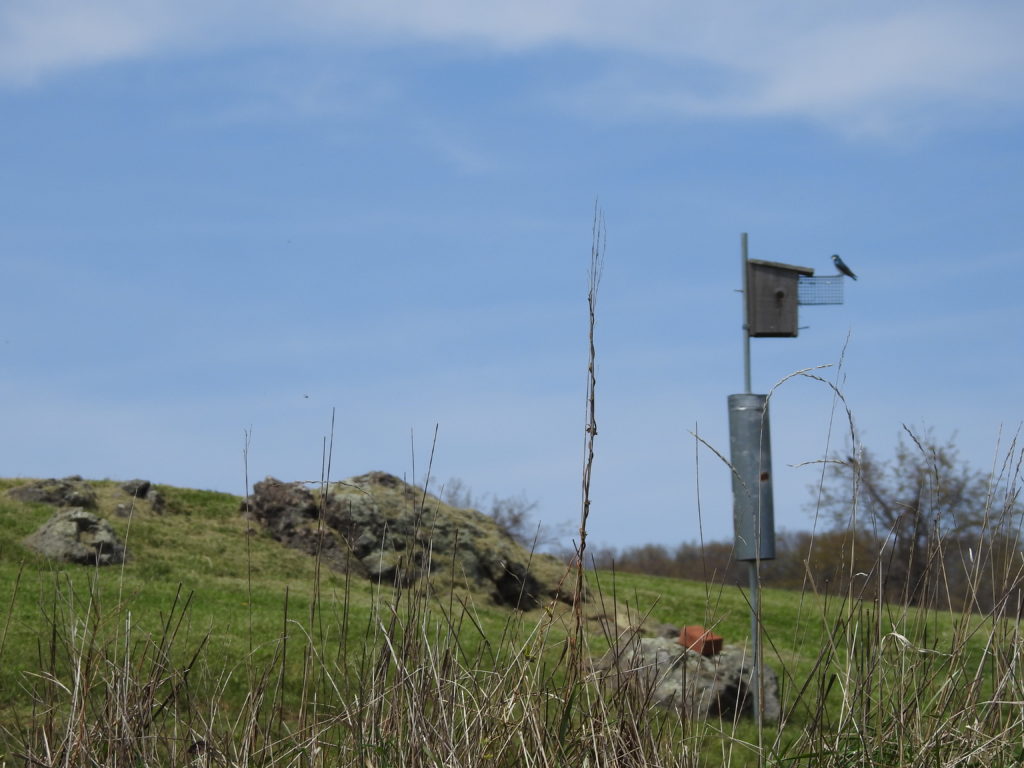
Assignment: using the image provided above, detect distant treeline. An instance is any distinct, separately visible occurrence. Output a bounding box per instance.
[459,426,1024,613]
[570,526,1024,614]
[546,428,1024,614]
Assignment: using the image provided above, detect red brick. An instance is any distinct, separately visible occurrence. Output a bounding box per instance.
[677,625,723,657]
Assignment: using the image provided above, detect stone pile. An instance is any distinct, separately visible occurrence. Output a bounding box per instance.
[598,625,780,722]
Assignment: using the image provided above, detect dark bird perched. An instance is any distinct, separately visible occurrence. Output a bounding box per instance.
[832,254,857,280]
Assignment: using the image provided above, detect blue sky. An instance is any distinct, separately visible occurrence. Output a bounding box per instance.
[1,2,1022,550]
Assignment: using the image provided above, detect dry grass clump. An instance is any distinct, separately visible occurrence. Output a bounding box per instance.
[1,551,711,767]
[4,500,1024,768]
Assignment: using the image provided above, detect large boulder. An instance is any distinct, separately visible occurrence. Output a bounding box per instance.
[598,635,780,723]
[25,508,126,566]
[244,471,572,610]
[8,476,98,509]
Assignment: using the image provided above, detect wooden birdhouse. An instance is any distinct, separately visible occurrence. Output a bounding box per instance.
[745,259,814,337]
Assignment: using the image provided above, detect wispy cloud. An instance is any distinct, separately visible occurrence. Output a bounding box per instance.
[1,0,178,84]
[3,2,1023,131]
[559,5,1024,135]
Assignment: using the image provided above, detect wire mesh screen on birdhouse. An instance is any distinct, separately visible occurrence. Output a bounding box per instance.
[797,275,844,305]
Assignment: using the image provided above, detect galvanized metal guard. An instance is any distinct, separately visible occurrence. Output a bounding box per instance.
[728,394,776,562]
[728,393,774,729]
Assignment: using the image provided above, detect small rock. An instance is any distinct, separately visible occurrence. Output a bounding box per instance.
[147,488,166,514]
[121,479,152,498]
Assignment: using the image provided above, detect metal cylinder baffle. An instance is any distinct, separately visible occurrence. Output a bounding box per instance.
[727,393,776,561]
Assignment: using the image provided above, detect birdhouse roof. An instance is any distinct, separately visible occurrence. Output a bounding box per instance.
[747,259,814,276]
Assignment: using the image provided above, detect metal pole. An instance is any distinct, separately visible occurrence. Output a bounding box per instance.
[741,233,751,394]
[740,232,762,730]
[748,561,763,728]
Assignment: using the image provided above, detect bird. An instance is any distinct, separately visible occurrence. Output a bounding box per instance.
[832,254,858,280]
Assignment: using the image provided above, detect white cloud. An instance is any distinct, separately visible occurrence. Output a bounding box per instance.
[557,5,1024,135]
[2,1,1022,131]
[740,9,1024,125]
[0,1,176,84]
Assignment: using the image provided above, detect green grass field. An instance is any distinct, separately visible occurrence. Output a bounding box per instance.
[1,478,1021,767]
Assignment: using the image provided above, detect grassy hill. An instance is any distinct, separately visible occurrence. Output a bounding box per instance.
[1,477,1020,767]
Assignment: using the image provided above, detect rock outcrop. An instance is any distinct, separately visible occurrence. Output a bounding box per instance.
[25,508,126,566]
[599,633,781,722]
[8,476,98,509]
[244,471,571,610]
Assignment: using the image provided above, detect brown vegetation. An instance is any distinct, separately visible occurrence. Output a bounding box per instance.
[583,428,1024,614]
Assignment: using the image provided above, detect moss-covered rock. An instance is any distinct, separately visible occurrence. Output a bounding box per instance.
[245,471,573,610]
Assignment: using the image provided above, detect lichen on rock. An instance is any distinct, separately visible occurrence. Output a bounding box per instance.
[244,471,572,610]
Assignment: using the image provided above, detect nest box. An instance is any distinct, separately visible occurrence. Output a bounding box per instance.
[745,259,814,337]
